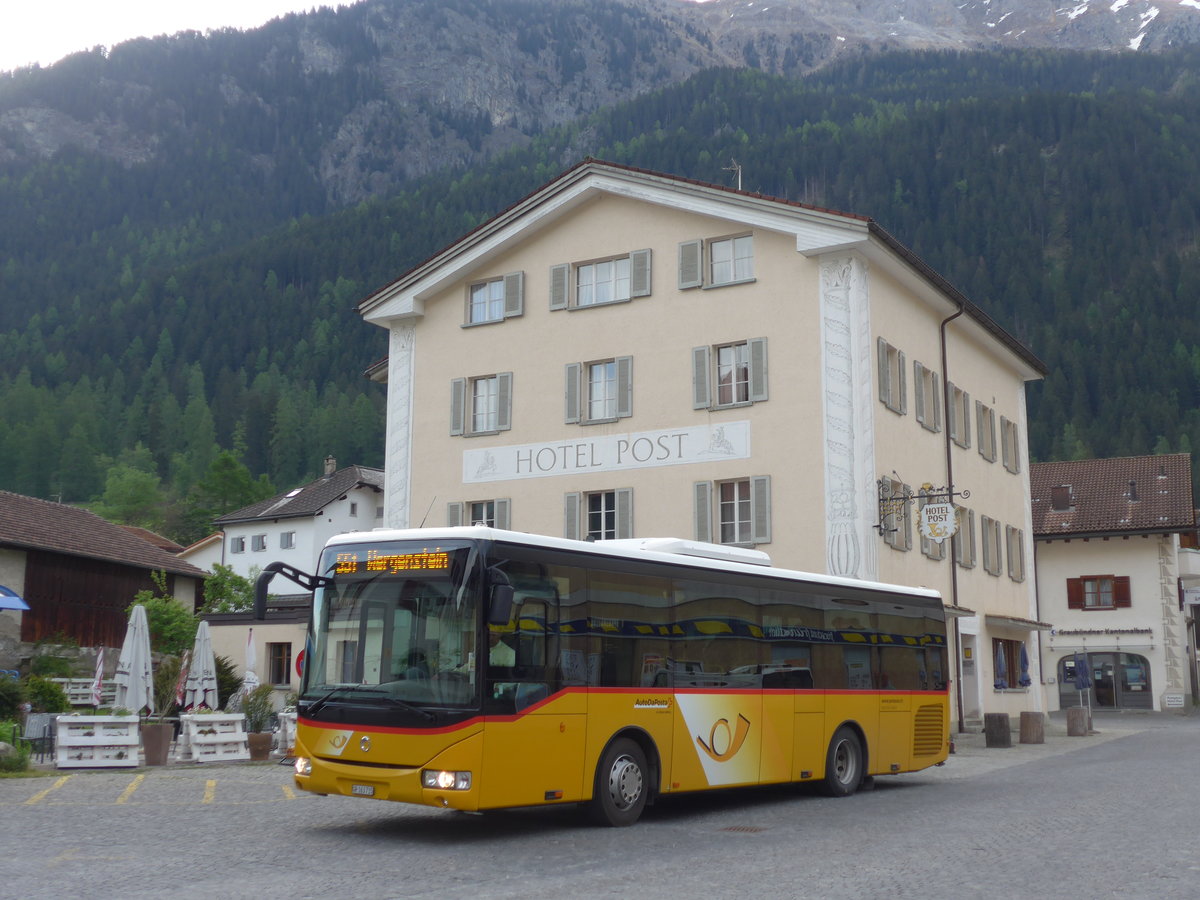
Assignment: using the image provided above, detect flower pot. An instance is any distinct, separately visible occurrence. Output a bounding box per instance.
[247,731,273,761]
[140,721,173,766]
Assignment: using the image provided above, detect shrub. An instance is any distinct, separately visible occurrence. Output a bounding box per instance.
[23,675,70,713]
[0,740,30,773]
[0,678,26,720]
[30,655,74,678]
[242,683,276,733]
[130,570,198,655]
[215,654,242,708]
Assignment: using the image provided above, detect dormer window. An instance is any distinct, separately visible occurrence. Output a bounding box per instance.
[1051,485,1073,512]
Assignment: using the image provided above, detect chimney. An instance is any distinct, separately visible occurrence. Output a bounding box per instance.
[1128,479,1138,502]
[324,455,337,476]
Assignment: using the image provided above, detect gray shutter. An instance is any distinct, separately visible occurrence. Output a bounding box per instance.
[564,363,581,424]
[975,400,984,450]
[678,240,703,289]
[615,488,633,539]
[496,372,512,432]
[450,378,466,436]
[897,350,908,414]
[748,337,768,402]
[962,392,971,447]
[877,337,889,405]
[503,271,524,317]
[630,249,652,298]
[693,481,713,543]
[692,346,711,409]
[494,498,511,531]
[564,492,581,541]
[446,502,463,527]
[931,370,942,432]
[616,356,633,418]
[913,361,926,424]
[751,475,772,545]
[550,263,569,310]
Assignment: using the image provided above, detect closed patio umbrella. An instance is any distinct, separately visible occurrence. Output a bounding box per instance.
[993,642,1009,690]
[113,605,154,715]
[1018,643,1032,687]
[184,621,220,710]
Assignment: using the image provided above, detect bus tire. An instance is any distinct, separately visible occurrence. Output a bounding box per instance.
[822,726,863,797]
[589,737,648,827]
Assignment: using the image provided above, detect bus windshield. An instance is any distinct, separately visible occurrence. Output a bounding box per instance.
[301,540,480,711]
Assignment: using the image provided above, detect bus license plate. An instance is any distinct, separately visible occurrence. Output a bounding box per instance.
[351,784,375,796]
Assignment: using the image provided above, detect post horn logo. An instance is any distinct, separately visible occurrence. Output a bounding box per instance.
[696,713,751,762]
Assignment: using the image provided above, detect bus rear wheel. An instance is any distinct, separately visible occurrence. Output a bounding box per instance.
[822,726,863,797]
[589,738,648,827]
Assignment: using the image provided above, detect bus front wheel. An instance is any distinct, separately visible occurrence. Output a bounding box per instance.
[589,738,648,826]
[821,726,863,797]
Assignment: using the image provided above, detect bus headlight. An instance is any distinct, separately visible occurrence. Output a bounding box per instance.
[422,769,472,790]
[295,757,312,776]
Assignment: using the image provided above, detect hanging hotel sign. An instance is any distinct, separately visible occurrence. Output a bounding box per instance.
[463,421,751,483]
[919,502,958,543]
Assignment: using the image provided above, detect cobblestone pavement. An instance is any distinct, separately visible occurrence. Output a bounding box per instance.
[1,710,1193,899]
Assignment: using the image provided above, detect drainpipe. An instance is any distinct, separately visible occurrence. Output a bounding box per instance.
[940,302,966,735]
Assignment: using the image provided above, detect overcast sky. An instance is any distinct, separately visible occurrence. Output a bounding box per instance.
[1,1,344,73]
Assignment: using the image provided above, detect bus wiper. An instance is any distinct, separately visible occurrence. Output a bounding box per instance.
[377,696,437,722]
[304,685,354,717]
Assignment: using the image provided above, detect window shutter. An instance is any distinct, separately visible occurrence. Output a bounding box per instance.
[678,240,703,289]
[931,370,942,431]
[751,475,772,544]
[630,249,652,298]
[616,356,633,418]
[450,378,466,436]
[446,502,463,527]
[503,271,524,317]
[1114,576,1132,608]
[897,350,907,414]
[693,481,713,543]
[692,346,711,409]
[1001,416,1012,469]
[913,361,927,424]
[962,391,971,447]
[564,492,581,541]
[615,488,633,539]
[877,337,889,404]
[564,363,581,424]
[494,498,511,531]
[1066,578,1084,609]
[496,372,512,432]
[550,263,569,310]
[976,400,985,452]
[748,337,768,402]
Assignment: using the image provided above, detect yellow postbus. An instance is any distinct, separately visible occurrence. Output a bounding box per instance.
[257,527,949,826]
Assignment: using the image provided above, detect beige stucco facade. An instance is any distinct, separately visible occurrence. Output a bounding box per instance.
[359,161,1046,730]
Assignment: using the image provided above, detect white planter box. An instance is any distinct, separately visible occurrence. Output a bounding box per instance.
[55,715,140,768]
[50,678,118,707]
[179,713,249,763]
[276,711,297,755]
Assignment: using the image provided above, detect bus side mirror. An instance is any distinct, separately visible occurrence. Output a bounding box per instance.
[254,568,275,621]
[488,584,515,627]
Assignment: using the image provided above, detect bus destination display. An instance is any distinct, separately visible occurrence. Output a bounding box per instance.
[334,549,451,575]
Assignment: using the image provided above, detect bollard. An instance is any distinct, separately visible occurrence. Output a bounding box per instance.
[1066,706,1089,736]
[984,712,1012,748]
[1019,711,1045,744]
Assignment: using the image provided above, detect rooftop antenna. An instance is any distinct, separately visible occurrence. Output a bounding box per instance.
[723,159,742,190]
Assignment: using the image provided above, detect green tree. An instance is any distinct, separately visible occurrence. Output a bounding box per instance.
[92,463,168,532]
[130,570,197,655]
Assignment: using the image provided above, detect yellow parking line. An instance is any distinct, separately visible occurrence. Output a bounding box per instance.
[202,779,217,804]
[281,784,296,800]
[25,775,71,805]
[115,774,145,804]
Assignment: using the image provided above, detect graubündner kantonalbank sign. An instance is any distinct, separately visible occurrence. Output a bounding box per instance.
[463,422,751,483]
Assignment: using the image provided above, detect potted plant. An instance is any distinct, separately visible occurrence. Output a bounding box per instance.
[242,683,275,761]
[141,655,182,766]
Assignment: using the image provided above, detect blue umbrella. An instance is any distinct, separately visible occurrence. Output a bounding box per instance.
[1018,643,1032,687]
[0,585,29,611]
[1072,652,1092,691]
[994,643,1009,689]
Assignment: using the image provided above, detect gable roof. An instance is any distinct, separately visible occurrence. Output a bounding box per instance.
[1029,454,1195,538]
[358,158,1044,378]
[0,491,206,578]
[213,465,384,525]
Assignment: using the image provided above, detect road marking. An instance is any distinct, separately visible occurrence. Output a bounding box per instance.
[282,784,296,800]
[116,774,145,804]
[203,779,217,804]
[25,775,71,805]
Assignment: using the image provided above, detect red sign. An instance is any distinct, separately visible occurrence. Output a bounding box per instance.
[295,648,305,678]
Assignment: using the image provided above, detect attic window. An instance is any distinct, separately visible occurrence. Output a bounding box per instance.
[1051,485,1073,512]
[285,488,302,498]
[1128,480,1139,502]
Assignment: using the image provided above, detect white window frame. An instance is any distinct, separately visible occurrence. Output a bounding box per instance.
[947,382,971,448]
[1006,524,1025,582]
[1001,416,1021,474]
[251,534,267,552]
[677,235,755,290]
[280,531,295,550]
[954,506,977,568]
[876,338,907,415]
[450,373,513,436]
[914,361,942,433]
[976,401,997,462]
[230,536,245,554]
[882,478,912,552]
[466,272,523,325]
[563,489,633,541]
[692,338,768,410]
[693,476,771,546]
[981,514,1003,576]
[446,498,511,529]
[550,250,651,310]
[565,357,633,424]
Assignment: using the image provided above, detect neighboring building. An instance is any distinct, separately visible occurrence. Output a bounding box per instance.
[1031,454,1196,712]
[210,457,385,580]
[356,160,1047,732]
[0,491,205,650]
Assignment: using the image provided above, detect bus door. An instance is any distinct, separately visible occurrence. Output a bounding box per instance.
[874,645,915,774]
